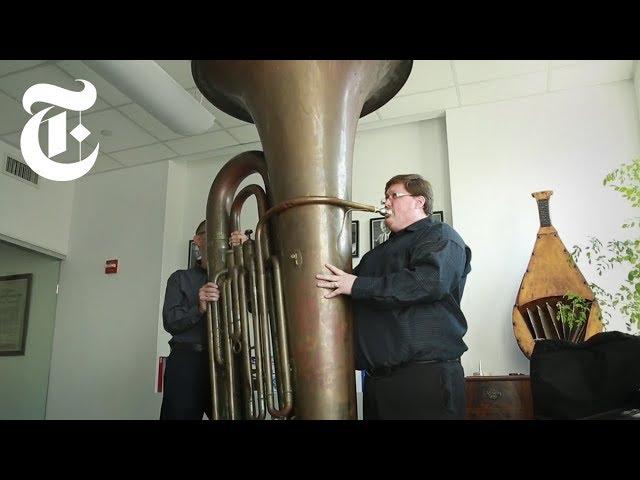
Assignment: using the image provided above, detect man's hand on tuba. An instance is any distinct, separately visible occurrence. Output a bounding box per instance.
[316,263,357,298]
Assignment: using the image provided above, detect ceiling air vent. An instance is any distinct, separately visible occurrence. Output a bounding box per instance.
[3,154,39,186]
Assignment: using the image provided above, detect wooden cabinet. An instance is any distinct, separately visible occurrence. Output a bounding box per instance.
[465,375,534,420]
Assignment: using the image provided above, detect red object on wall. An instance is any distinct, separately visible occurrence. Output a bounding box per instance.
[157,356,167,393]
[105,259,118,274]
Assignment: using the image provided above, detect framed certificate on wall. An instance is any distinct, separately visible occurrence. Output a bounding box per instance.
[0,273,32,356]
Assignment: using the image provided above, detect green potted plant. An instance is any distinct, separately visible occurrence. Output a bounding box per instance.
[570,158,640,332]
[556,293,590,330]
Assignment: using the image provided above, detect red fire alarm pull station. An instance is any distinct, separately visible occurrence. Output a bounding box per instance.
[105,259,118,274]
[157,356,167,393]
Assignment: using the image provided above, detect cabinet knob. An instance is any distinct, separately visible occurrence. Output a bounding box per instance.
[484,388,502,401]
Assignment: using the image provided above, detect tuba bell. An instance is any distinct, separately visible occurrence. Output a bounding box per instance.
[192,60,412,420]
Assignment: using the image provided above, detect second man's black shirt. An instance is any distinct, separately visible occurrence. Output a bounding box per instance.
[163,264,208,346]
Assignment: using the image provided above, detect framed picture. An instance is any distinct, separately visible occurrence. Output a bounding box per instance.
[0,273,32,356]
[188,240,200,269]
[370,217,390,250]
[352,220,359,257]
[432,210,444,222]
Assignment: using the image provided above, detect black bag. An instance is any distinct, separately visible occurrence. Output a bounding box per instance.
[530,331,640,419]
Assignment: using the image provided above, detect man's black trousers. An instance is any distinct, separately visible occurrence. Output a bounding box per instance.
[363,360,466,420]
[160,347,211,420]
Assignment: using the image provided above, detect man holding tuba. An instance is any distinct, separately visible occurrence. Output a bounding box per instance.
[160,220,220,420]
[316,174,472,420]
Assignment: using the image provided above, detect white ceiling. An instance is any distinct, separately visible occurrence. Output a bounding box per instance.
[0,60,636,175]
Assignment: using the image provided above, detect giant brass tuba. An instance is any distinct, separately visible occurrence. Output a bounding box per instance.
[192,60,412,420]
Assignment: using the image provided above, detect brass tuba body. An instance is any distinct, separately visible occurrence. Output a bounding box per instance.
[192,60,412,419]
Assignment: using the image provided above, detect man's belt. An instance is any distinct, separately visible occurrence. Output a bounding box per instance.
[366,358,460,378]
[170,343,205,353]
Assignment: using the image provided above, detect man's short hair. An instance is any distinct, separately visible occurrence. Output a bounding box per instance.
[385,174,433,215]
[195,220,206,236]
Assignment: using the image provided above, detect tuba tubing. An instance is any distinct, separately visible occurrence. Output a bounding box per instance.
[254,196,380,418]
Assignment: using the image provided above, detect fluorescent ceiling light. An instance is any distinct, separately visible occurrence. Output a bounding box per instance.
[85,60,215,136]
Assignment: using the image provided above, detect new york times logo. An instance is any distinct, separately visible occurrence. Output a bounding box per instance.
[20,79,99,181]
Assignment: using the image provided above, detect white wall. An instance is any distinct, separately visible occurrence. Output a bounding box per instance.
[446,81,640,377]
[155,161,188,361]
[0,139,75,256]
[46,161,169,419]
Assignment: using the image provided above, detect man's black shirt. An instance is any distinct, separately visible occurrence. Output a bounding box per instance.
[352,216,472,371]
[163,263,208,346]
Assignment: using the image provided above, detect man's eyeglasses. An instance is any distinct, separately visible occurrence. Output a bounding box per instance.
[381,192,414,204]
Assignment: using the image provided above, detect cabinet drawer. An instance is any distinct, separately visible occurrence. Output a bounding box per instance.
[465,376,533,420]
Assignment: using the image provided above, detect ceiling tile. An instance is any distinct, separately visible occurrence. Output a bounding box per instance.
[197,142,266,163]
[378,88,459,119]
[397,60,454,96]
[172,150,223,163]
[0,64,109,111]
[47,137,99,165]
[89,154,125,175]
[80,108,159,153]
[227,124,261,144]
[1,125,119,175]
[165,130,239,155]
[454,60,547,84]
[110,143,178,167]
[549,60,635,91]
[2,126,103,166]
[459,72,547,105]
[156,60,196,90]
[211,106,250,129]
[0,93,101,137]
[0,92,29,135]
[21,130,122,173]
[188,88,248,128]
[119,103,186,141]
[0,60,47,77]
[56,60,132,106]
[550,60,591,68]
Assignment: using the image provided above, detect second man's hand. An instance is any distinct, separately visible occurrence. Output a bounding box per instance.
[316,263,357,298]
[198,282,220,314]
[229,231,248,247]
